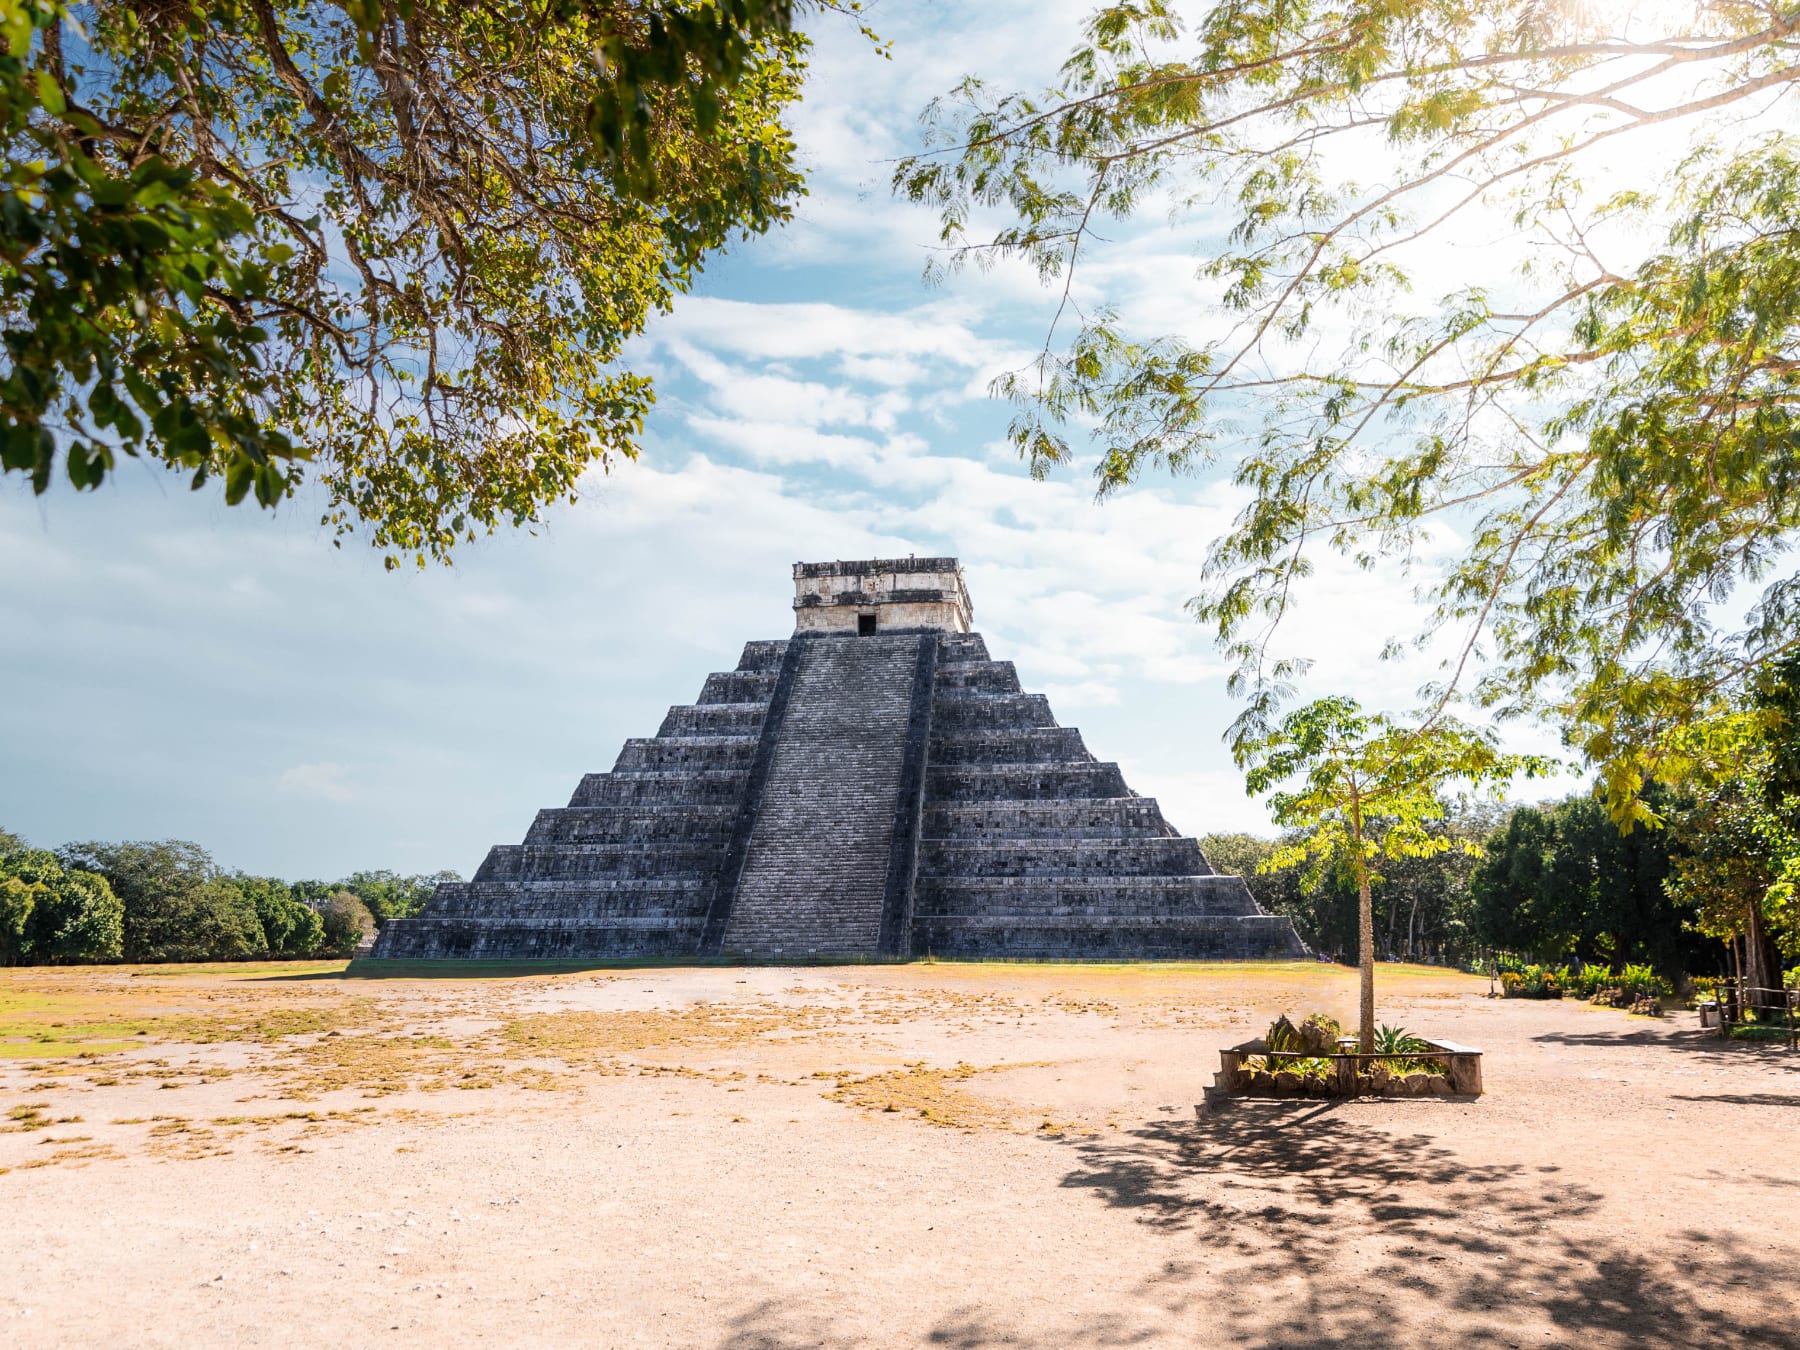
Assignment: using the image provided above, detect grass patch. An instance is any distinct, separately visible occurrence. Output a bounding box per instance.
[816,1061,1021,1131]
[497,1004,837,1060]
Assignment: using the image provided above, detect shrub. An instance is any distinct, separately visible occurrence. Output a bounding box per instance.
[1373,1024,1431,1055]
[1618,964,1672,1001]
[1499,964,1563,998]
[318,892,375,955]
[1297,1013,1342,1054]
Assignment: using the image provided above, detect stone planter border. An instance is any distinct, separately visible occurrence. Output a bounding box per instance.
[1210,1037,1483,1102]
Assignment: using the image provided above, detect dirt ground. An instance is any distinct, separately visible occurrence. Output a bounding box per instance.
[2,958,1797,1348]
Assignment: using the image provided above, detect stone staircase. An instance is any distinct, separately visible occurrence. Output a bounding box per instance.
[718,634,930,959]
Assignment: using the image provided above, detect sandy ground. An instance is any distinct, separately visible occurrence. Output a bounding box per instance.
[2,958,1797,1348]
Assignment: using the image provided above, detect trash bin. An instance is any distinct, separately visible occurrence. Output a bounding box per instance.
[1697,1000,1719,1029]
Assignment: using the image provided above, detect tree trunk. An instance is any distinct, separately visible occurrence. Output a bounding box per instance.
[1746,898,1783,1008]
[1359,872,1376,1053]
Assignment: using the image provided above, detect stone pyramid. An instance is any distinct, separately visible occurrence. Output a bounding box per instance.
[372,559,1306,962]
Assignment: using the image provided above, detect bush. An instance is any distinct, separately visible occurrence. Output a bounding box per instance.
[1494,955,1672,1003]
[318,892,375,955]
[1498,963,1563,998]
[1265,1013,1343,1055]
[1618,963,1672,1001]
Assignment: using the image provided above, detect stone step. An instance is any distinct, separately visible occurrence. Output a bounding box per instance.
[421,879,710,920]
[912,913,1310,961]
[525,804,738,845]
[923,799,1175,839]
[930,692,1056,733]
[612,736,758,774]
[737,640,789,673]
[935,633,991,664]
[699,670,777,705]
[929,727,1093,765]
[925,762,1129,801]
[567,770,749,808]
[916,875,1266,918]
[473,846,522,883]
[657,703,767,738]
[921,837,1208,878]
[935,660,1022,694]
[371,916,704,961]
[505,840,728,881]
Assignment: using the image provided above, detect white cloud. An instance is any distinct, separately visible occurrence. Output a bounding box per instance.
[277,762,357,803]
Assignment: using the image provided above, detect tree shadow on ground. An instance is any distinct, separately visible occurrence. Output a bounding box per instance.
[1043,1103,1799,1348]
[1670,1092,1800,1108]
[1531,1025,1800,1066]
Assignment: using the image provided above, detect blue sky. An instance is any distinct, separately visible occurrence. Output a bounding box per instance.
[0,2,1575,879]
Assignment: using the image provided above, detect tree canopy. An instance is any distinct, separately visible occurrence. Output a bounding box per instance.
[0,842,122,963]
[897,0,1800,803]
[1657,652,1800,986]
[2,0,843,563]
[1470,787,1704,973]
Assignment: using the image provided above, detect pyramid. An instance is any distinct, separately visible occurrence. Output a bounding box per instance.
[372,558,1307,962]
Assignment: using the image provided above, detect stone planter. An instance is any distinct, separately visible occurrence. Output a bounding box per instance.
[1208,1037,1483,1104]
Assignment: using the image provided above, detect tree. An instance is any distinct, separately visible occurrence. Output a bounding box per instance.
[1241,697,1547,1050]
[0,845,124,963]
[1196,832,1274,885]
[233,873,325,957]
[1470,790,1701,972]
[331,869,460,926]
[1,0,844,563]
[897,2,1800,806]
[58,838,262,961]
[1658,656,1800,990]
[317,890,375,955]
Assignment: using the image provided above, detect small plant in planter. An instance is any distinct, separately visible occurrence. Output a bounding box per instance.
[1218,1015,1478,1100]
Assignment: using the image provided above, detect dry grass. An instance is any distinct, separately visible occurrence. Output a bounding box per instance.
[495,1003,839,1061]
[818,1061,1033,1131]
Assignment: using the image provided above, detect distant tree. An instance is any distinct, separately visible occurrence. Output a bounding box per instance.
[0,846,124,964]
[0,871,30,964]
[317,892,375,956]
[58,839,261,961]
[336,870,459,927]
[232,874,325,957]
[1471,791,1700,973]
[0,825,26,853]
[1242,697,1548,1050]
[1196,833,1274,885]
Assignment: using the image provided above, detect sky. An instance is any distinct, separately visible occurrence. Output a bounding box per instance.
[0,1,1584,880]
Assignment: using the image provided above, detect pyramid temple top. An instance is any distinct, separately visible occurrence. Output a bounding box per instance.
[792,557,972,634]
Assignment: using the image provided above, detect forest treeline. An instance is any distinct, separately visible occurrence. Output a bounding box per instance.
[0,828,456,964]
[1203,784,1783,981]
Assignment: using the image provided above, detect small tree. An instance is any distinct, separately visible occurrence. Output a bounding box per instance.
[1658,671,1800,993]
[317,892,376,956]
[1242,697,1550,1051]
